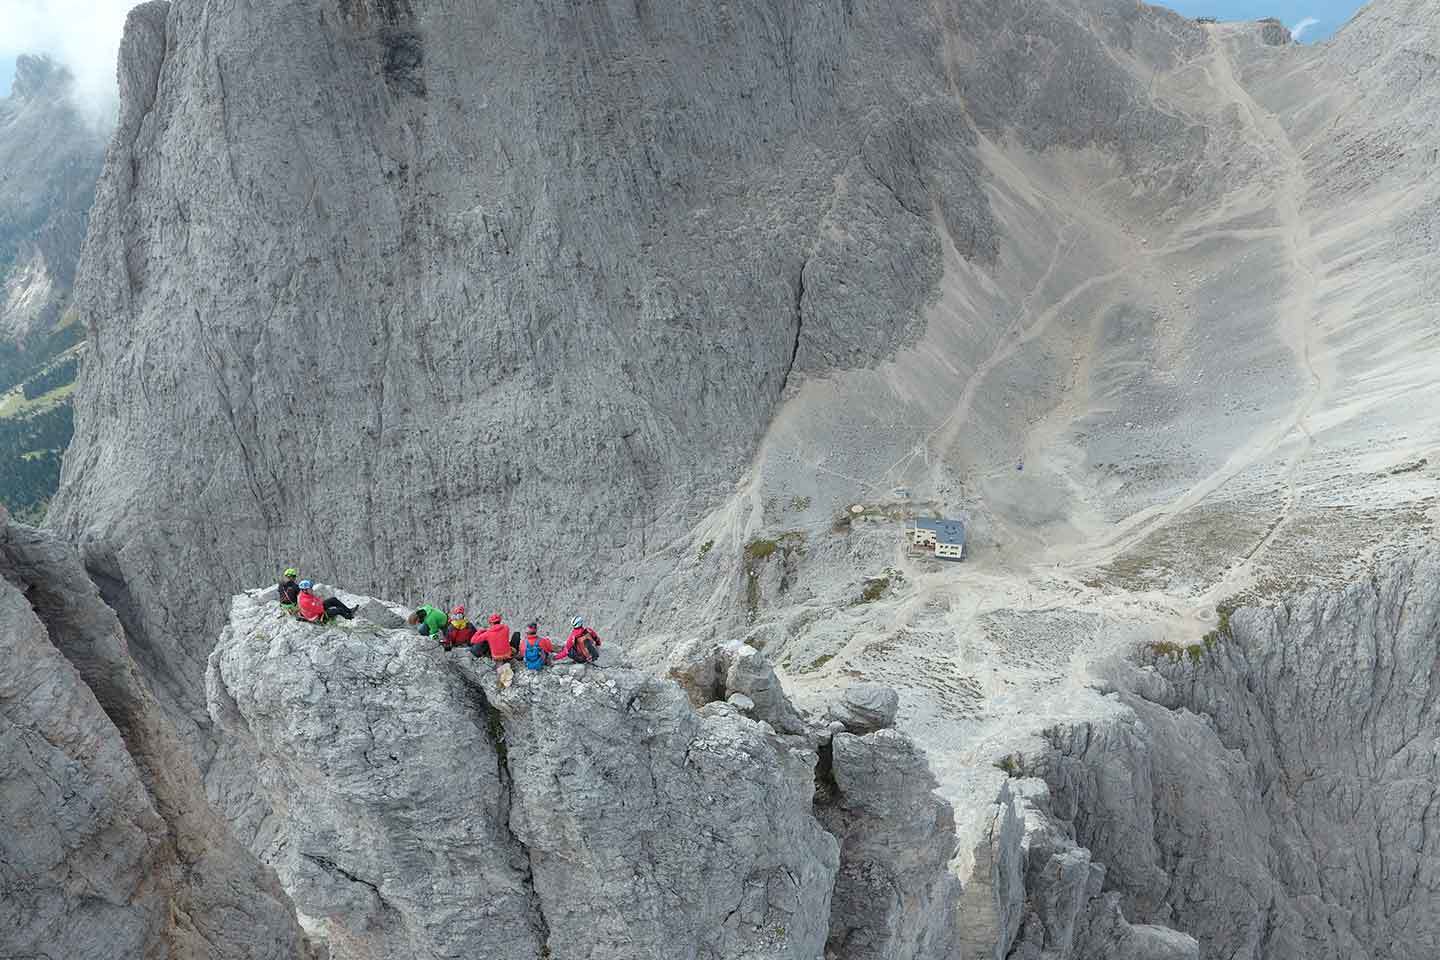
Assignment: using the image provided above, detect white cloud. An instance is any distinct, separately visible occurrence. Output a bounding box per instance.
[0,0,139,124]
[1291,17,1321,42]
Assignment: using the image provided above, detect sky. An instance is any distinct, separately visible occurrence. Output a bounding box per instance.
[0,0,136,117]
[1149,1,1367,41]
[0,1,1372,103]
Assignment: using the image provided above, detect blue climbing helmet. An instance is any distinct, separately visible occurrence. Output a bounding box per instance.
[572,615,584,629]
[298,579,314,590]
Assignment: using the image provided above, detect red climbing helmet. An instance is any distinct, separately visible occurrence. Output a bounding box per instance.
[451,604,466,617]
[489,613,502,624]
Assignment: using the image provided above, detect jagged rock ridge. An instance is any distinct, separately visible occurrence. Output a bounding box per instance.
[962,548,1440,960]
[208,595,974,959]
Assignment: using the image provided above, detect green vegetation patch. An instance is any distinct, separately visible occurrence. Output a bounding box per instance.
[697,539,714,561]
[0,403,72,520]
[853,568,904,606]
[996,753,1025,777]
[0,324,84,521]
[742,532,806,620]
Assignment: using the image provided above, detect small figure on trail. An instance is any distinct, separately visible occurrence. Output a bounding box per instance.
[297,580,358,623]
[278,567,301,613]
[561,615,602,664]
[442,606,476,651]
[408,604,449,638]
[520,622,553,671]
[475,612,513,662]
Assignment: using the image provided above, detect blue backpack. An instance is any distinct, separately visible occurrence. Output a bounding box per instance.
[523,636,545,671]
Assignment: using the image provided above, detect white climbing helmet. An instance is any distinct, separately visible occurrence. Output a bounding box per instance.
[572,615,584,629]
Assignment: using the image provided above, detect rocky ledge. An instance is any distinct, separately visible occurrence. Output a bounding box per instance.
[206,590,965,960]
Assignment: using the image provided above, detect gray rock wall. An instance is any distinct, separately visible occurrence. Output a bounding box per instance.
[0,510,311,960]
[1026,549,1440,960]
[0,573,167,960]
[816,728,962,960]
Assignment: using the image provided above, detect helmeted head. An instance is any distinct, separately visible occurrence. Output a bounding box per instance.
[451,604,466,617]
[489,613,502,625]
[284,567,298,579]
[526,622,538,635]
[298,579,313,590]
[572,615,584,629]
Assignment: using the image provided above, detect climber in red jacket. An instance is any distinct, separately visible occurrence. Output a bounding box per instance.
[473,613,512,661]
[559,616,602,663]
[296,580,356,623]
[442,606,476,651]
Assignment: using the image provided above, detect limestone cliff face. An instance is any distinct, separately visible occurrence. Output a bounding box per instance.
[0,511,310,960]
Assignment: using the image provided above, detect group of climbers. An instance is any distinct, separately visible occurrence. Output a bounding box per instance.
[277,568,358,623]
[412,604,601,670]
[275,567,604,671]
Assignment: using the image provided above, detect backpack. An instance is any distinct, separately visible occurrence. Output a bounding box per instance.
[510,630,521,655]
[523,636,545,671]
[571,630,599,664]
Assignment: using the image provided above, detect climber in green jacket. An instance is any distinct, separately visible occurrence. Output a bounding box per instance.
[408,604,450,639]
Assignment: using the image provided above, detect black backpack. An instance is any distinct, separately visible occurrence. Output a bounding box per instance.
[510,630,521,655]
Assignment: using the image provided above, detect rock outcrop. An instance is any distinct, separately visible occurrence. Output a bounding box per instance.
[816,728,962,959]
[0,510,310,959]
[208,589,963,959]
[965,549,1440,960]
[827,683,900,734]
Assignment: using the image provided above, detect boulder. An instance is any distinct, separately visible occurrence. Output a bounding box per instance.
[725,643,808,735]
[355,598,406,629]
[667,636,732,707]
[828,683,900,733]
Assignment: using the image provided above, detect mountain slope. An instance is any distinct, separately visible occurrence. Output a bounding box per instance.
[48,0,1440,923]
[0,55,105,520]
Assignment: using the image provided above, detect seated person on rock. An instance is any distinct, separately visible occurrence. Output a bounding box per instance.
[520,622,553,670]
[278,567,301,613]
[408,603,449,638]
[442,606,476,651]
[474,613,512,662]
[559,615,602,664]
[296,580,358,623]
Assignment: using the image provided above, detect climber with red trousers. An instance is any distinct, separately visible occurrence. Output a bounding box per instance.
[296,580,358,623]
[442,606,476,651]
[560,616,602,663]
[473,613,513,662]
